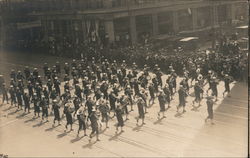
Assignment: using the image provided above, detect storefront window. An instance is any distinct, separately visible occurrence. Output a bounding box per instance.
[136,15,153,42]
[178,9,192,31]
[158,11,173,34]
[197,7,211,28]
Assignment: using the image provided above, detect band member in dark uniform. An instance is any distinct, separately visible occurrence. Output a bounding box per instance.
[23,92,30,113]
[158,90,166,119]
[24,66,31,80]
[9,85,16,106]
[1,83,8,104]
[41,96,49,122]
[33,93,40,117]
[47,79,53,94]
[52,99,61,126]
[133,78,140,97]
[205,96,215,125]
[76,107,87,137]
[136,96,146,125]
[120,94,129,120]
[163,84,171,108]
[73,95,81,117]
[109,90,117,117]
[10,69,16,82]
[222,74,232,98]
[86,96,95,122]
[177,85,187,113]
[55,61,61,74]
[210,77,219,101]
[64,62,70,76]
[27,81,34,101]
[89,109,100,141]
[98,99,110,129]
[54,77,61,96]
[192,81,202,107]
[115,104,124,133]
[124,85,134,111]
[148,82,155,105]
[16,87,23,110]
[64,103,73,131]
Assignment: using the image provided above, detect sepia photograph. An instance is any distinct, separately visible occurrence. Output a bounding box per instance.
[0,0,249,157]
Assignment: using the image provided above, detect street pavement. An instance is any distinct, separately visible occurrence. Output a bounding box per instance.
[0,51,248,157]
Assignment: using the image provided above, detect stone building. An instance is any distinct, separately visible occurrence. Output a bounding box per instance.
[0,0,248,49]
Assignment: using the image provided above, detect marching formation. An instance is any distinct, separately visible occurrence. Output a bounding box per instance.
[0,51,240,142]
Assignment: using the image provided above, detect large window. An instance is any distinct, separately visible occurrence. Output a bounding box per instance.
[197,7,211,28]
[217,5,227,24]
[234,3,248,22]
[178,9,192,31]
[158,11,173,34]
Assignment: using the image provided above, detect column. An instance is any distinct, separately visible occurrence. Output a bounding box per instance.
[152,13,159,36]
[104,20,115,43]
[172,11,179,33]
[129,16,137,44]
[192,8,198,30]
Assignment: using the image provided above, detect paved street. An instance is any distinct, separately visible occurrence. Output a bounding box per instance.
[0,51,248,157]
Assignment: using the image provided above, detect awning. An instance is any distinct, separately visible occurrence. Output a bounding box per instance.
[180,37,199,42]
[236,25,248,29]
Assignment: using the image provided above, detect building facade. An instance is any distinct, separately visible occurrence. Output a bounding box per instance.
[0,0,248,49]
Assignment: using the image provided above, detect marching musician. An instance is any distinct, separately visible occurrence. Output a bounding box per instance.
[76,107,87,137]
[119,94,129,121]
[89,108,100,141]
[210,77,219,101]
[33,93,40,117]
[157,90,166,119]
[64,102,73,132]
[98,97,110,129]
[205,96,215,125]
[115,104,124,133]
[148,82,156,105]
[222,74,233,98]
[135,95,146,125]
[192,81,202,107]
[177,85,188,113]
[124,85,134,111]
[162,84,171,109]
[41,95,49,122]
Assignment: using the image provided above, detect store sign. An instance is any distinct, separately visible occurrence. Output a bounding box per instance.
[17,20,41,30]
